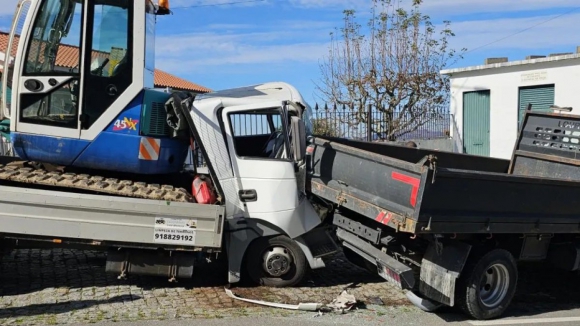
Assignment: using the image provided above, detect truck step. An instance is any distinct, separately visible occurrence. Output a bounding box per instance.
[299,227,339,258]
[310,242,338,258]
[0,162,194,203]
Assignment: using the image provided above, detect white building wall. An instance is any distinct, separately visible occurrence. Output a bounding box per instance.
[447,57,580,159]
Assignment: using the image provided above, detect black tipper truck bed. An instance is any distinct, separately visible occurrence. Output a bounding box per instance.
[306,111,580,320]
[309,125,580,235]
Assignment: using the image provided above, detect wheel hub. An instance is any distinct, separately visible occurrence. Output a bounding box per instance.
[262,247,292,277]
[479,264,510,308]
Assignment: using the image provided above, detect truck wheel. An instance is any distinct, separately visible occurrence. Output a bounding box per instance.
[456,249,518,320]
[246,235,307,287]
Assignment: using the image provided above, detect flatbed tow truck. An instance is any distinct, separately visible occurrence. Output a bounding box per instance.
[0,0,338,288]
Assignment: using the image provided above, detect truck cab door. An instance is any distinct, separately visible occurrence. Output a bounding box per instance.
[221,101,319,238]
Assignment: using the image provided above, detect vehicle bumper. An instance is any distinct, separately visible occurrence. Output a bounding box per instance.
[336,227,416,290]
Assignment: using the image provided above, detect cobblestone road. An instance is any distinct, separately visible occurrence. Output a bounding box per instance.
[2,249,580,325]
[0,249,409,325]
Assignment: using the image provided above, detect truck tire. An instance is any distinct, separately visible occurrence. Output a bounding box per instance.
[456,248,518,320]
[246,235,307,287]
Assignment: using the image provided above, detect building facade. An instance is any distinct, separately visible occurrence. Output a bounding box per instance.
[441,51,580,159]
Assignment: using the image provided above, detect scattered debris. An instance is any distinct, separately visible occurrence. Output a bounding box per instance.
[324,290,357,313]
[224,286,358,315]
[224,285,322,311]
[367,296,384,306]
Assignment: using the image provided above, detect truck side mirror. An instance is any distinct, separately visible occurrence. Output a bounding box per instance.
[290,116,306,162]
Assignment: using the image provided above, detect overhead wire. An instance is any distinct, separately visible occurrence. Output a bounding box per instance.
[463,6,580,55]
[171,0,267,9]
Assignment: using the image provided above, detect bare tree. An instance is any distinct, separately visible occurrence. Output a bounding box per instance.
[312,118,342,138]
[315,0,465,141]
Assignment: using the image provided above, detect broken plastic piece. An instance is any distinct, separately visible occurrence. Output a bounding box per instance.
[224,285,322,311]
[325,290,357,313]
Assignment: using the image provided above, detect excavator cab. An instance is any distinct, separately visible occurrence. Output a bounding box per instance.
[1,0,188,174]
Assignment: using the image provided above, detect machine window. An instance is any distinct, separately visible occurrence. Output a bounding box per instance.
[20,79,80,128]
[20,0,81,127]
[88,5,130,78]
[24,0,83,75]
[82,1,133,129]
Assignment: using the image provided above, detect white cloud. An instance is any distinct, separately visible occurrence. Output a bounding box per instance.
[287,0,366,9]
[4,0,578,86]
[274,20,336,30]
[154,6,580,77]
[203,19,336,33]
[449,12,580,53]
[155,26,331,73]
[205,23,255,30]
[422,0,578,16]
[169,0,270,9]
[287,0,579,16]
[157,41,328,73]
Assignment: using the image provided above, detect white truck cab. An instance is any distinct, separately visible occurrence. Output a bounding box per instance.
[180,82,335,286]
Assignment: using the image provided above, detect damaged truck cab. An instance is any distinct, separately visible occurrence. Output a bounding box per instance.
[183,82,336,286]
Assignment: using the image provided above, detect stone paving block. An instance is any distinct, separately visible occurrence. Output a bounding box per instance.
[0,248,412,325]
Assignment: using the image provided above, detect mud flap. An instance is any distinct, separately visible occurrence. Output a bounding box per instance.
[419,240,471,307]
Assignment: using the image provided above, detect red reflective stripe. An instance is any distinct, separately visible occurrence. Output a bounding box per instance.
[391,172,420,207]
[376,211,393,225]
[375,211,386,222]
[383,212,393,225]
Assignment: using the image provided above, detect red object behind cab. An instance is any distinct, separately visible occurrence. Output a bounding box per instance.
[192,175,217,204]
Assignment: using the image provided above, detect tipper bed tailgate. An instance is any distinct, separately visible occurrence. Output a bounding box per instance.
[308,137,431,233]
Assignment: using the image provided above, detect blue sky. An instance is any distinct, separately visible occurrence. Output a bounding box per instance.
[2,0,580,107]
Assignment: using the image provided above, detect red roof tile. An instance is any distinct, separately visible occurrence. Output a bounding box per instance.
[153,69,211,93]
[0,32,211,93]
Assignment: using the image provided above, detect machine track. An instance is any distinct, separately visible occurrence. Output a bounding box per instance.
[0,162,195,203]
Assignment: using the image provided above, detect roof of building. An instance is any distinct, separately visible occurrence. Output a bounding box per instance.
[154,69,210,93]
[0,32,211,93]
[440,53,580,76]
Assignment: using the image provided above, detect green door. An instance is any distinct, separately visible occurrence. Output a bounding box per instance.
[518,85,554,125]
[463,90,490,156]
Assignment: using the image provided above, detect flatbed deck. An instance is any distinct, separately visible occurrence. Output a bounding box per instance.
[0,184,224,250]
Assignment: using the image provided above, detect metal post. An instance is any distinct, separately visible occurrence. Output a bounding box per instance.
[367,104,372,142]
